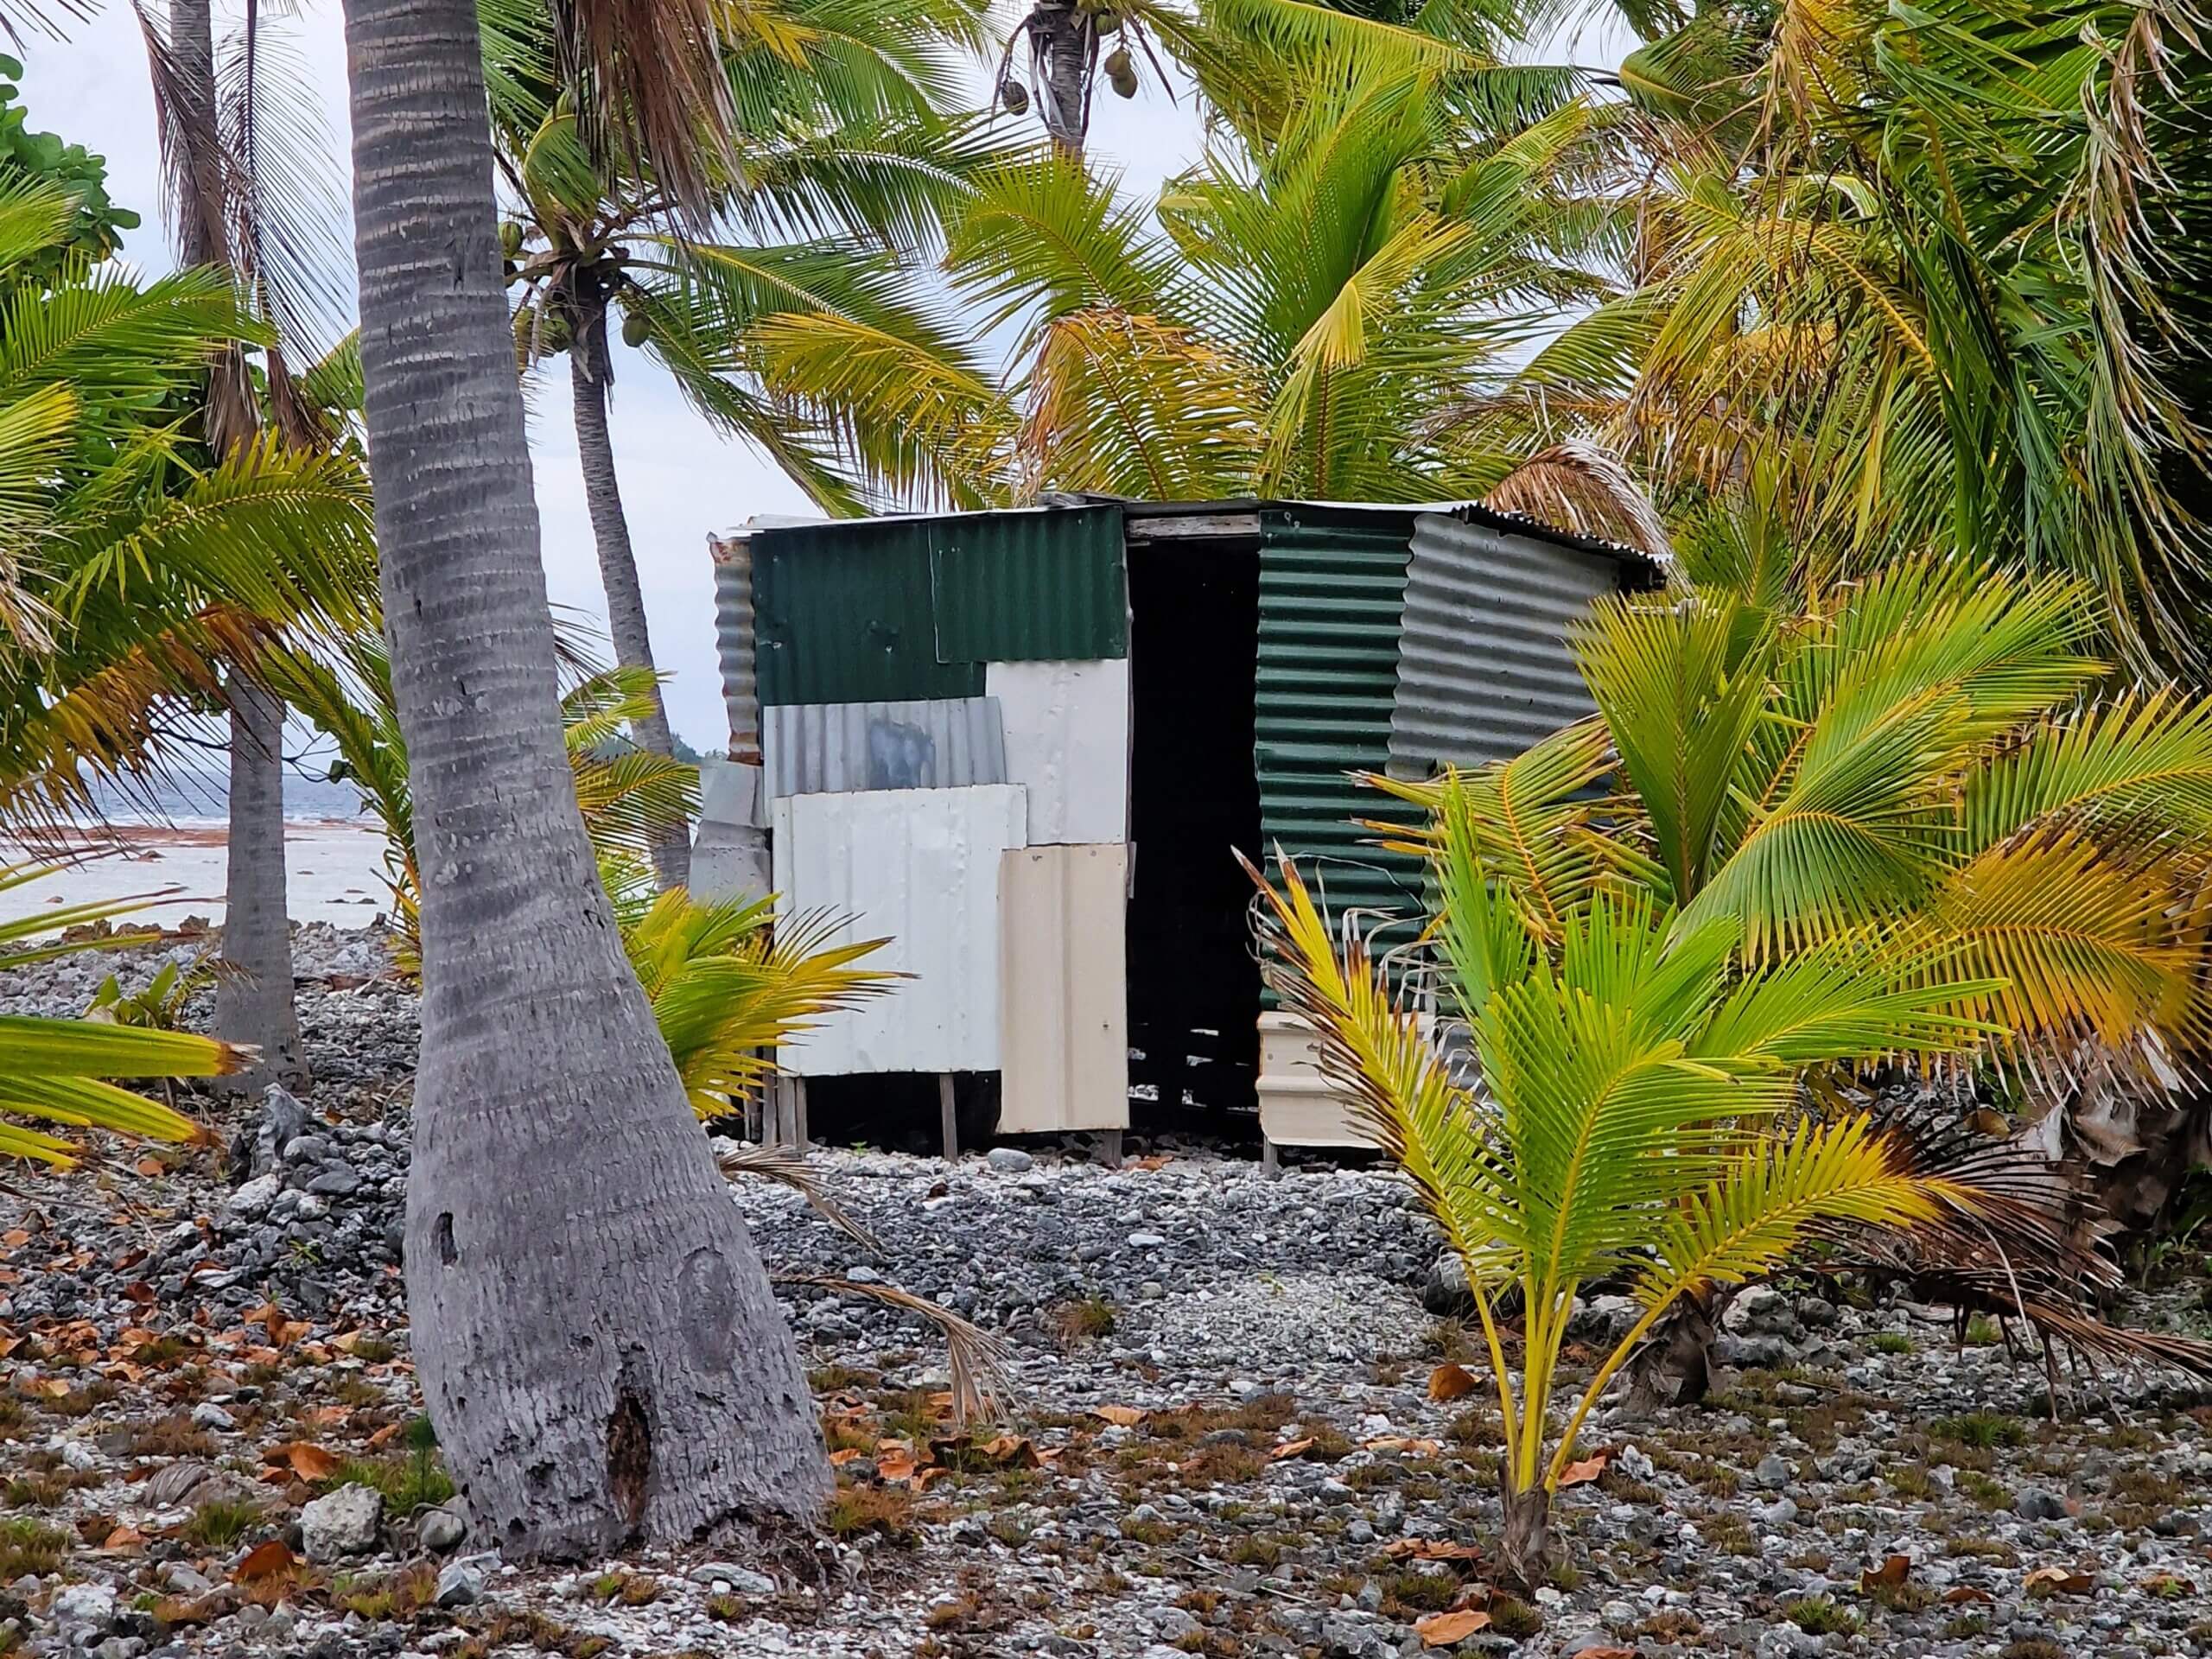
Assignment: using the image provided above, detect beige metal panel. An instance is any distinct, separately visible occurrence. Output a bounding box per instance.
[999,843,1130,1134]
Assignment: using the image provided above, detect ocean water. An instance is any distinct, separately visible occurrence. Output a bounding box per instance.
[76,771,374,827]
[3,772,390,932]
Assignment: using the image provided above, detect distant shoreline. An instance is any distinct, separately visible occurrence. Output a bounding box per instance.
[1,818,393,930]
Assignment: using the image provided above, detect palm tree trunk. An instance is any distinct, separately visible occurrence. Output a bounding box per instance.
[213,675,304,1082]
[1498,1479,1560,1591]
[567,283,690,890]
[1030,0,1088,155]
[339,0,830,1558]
[167,0,303,1085]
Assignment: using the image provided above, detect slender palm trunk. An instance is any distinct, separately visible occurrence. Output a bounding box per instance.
[168,0,303,1084]
[567,283,690,890]
[1498,1480,1559,1591]
[1030,0,1088,155]
[340,0,830,1557]
[213,676,303,1080]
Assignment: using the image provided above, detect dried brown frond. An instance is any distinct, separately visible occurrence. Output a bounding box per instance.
[715,1141,885,1257]
[773,1274,1015,1427]
[545,0,740,224]
[1483,439,1675,562]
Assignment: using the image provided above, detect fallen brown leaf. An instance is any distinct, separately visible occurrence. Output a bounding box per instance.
[1414,1610,1491,1645]
[1384,1538,1483,1562]
[1090,1405,1147,1427]
[1557,1450,1611,1488]
[233,1541,295,1582]
[1427,1363,1479,1403]
[1268,1438,1315,1461]
[1942,1586,1993,1605]
[264,1443,341,1482]
[1861,1554,1912,1591]
[100,1526,146,1551]
[2023,1566,2094,1596]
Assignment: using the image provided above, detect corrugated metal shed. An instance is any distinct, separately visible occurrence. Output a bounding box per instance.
[1254,507,1427,935]
[761,697,1007,799]
[772,785,1028,1075]
[1386,512,1619,778]
[931,506,1127,662]
[1000,843,1130,1133]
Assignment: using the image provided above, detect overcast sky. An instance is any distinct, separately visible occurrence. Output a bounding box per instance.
[21,1,1630,751]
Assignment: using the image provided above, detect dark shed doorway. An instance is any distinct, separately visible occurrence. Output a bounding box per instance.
[1124,533,1264,1134]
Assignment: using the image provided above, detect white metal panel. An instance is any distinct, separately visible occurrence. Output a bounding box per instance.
[985,658,1129,845]
[772,785,1027,1076]
[999,844,1130,1135]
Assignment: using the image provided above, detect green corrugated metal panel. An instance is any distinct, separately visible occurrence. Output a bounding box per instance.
[753,520,980,706]
[753,508,1127,706]
[931,505,1127,662]
[1255,510,1427,941]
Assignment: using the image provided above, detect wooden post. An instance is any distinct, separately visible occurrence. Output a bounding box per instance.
[1262,1137,1280,1178]
[792,1077,810,1153]
[1096,1128,1123,1169]
[938,1073,959,1162]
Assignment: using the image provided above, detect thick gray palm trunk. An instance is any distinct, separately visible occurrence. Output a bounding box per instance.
[168,0,304,1084]
[213,677,304,1080]
[567,285,690,890]
[340,0,830,1558]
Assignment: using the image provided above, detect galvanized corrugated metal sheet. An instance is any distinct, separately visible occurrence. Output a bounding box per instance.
[986,658,1128,844]
[752,520,982,706]
[1386,512,1619,778]
[1254,510,1427,938]
[761,698,1007,799]
[772,785,1028,1075]
[931,506,1128,663]
[709,536,760,759]
[1000,843,1130,1133]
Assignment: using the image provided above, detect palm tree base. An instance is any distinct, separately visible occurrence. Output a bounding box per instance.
[1498,1479,1561,1592]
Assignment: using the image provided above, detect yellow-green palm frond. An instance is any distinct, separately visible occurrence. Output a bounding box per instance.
[1245,849,1522,1281]
[1963,689,2212,852]
[1924,830,2211,1052]
[1570,589,1770,907]
[1016,308,1263,503]
[747,309,1014,512]
[1637,1113,1945,1314]
[1365,725,1648,944]
[0,864,241,1165]
[624,892,896,1116]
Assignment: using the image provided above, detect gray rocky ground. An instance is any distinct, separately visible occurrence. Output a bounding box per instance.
[1,929,2209,1659]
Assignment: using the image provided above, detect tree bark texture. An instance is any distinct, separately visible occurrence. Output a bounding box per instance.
[213,676,304,1084]
[339,0,830,1558]
[1030,2,1089,155]
[168,0,223,270]
[565,282,691,891]
[168,0,303,1083]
